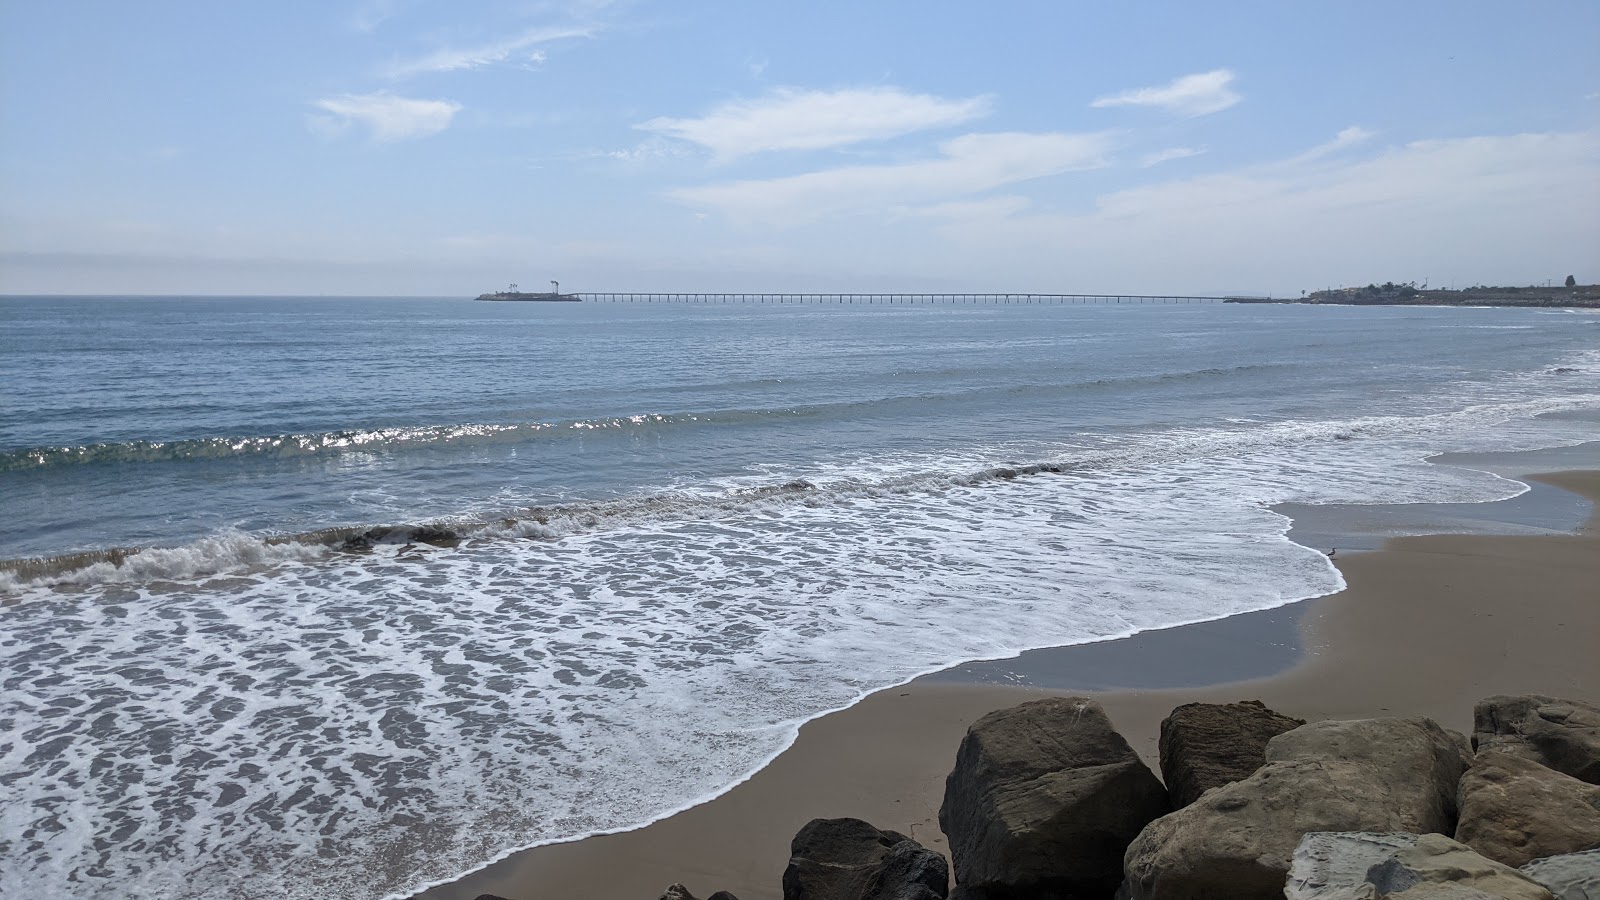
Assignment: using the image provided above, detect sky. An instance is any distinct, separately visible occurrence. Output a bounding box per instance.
[1,1,1597,296]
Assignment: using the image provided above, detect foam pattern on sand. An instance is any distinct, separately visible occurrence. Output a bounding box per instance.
[3,386,1598,899]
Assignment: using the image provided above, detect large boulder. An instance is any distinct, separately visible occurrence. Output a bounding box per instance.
[1473,697,1600,784]
[1367,833,1552,899]
[1285,832,1420,900]
[1521,849,1600,900]
[659,887,741,900]
[782,817,947,900]
[1455,751,1600,867]
[1157,699,1303,809]
[1121,717,1472,900]
[939,697,1168,899]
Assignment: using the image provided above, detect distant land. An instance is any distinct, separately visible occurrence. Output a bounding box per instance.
[1228,281,1600,309]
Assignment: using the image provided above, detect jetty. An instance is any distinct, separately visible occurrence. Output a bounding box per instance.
[476,281,582,302]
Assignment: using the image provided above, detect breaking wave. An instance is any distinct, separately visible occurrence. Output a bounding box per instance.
[5,390,1595,594]
[0,362,1293,473]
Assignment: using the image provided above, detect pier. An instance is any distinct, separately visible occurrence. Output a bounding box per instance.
[567,293,1249,304]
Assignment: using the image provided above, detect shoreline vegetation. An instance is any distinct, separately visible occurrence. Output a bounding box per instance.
[425,470,1600,900]
[1228,281,1600,308]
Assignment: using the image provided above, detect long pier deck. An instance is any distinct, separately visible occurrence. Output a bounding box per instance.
[570,293,1251,304]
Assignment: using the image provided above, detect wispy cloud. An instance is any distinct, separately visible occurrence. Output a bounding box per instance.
[310,92,461,141]
[668,131,1113,224]
[1091,69,1240,117]
[1290,125,1375,163]
[639,87,993,161]
[1140,146,1205,167]
[385,25,592,77]
[348,0,404,33]
[926,129,1599,292]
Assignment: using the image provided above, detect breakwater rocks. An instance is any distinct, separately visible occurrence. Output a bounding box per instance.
[481,693,1599,900]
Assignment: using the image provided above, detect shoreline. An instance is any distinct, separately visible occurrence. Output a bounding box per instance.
[420,467,1600,900]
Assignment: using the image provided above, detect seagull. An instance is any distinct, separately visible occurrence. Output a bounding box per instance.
[1327,548,1337,559]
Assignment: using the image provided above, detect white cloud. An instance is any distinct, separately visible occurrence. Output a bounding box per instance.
[385,25,591,77]
[1091,69,1240,117]
[916,195,1034,220]
[348,0,403,33]
[927,129,1600,293]
[668,131,1113,224]
[638,87,993,161]
[1290,125,1375,162]
[311,92,461,141]
[1140,146,1204,167]
[603,136,693,164]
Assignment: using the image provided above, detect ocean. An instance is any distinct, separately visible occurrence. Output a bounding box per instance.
[2,295,1597,899]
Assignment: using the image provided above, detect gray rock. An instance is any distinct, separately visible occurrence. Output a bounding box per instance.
[1366,833,1552,899]
[782,817,947,900]
[1455,751,1600,867]
[1121,717,1473,900]
[1383,886,1515,899]
[939,697,1168,899]
[1521,849,1600,900]
[1474,696,1600,785]
[1158,699,1304,809]
[708,893,742,900]
[1286,832,1420,900]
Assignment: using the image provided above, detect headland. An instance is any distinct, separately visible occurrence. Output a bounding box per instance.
[1228,281,1600,308]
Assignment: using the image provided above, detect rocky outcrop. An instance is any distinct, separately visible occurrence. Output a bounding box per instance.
[1157,699,1303,809]
[1474,697,1600,785]
[1366,833,1552,899]
[1521,849,1600,900]
[1121,717,1472,900]
[1285,832,1420,900]
[659,887,742,900]
[340,524,460,551]
[939,697,1167,899]
[782,818,947,900]
[1455,751,1600,867]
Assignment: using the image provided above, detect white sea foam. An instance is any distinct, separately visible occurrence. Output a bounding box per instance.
[1,355,1598,900]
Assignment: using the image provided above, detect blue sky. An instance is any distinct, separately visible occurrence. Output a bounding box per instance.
[2,1,1596,295]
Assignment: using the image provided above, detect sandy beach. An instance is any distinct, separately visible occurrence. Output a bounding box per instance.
[423,470,1600,900]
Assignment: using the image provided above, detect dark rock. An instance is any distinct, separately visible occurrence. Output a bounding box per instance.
[1158,699,1304,809]
[1521,849,1600,900]
[1122,717,1473,900]
[1455,751,1600,867]
[1285,832,1419,900]
[1367,833,1552,899]
[939,697,1168,899]
[658,887,739,900]
[782,817,947,900]
[1474,696,1600,785]
[339,524,460,552]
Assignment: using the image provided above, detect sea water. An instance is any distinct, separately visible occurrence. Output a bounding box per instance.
[1,296,1597,899]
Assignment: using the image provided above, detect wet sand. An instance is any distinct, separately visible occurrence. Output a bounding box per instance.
[423,470,1600,900]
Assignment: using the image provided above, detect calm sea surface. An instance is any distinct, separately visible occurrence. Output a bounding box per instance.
[2,296,1597,898]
